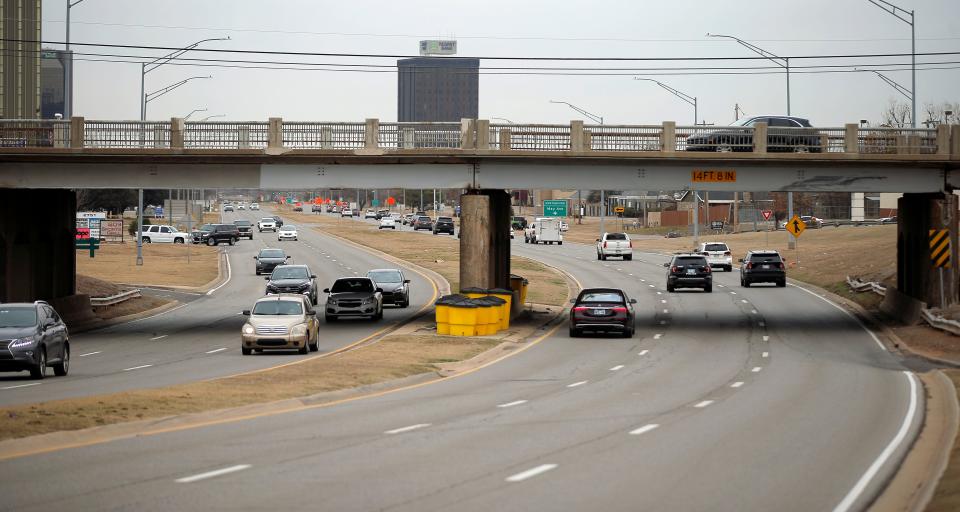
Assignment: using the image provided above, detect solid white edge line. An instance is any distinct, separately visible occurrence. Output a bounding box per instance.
[638,350,650,356]
[832,371,919,512]
[788,283,887,351]
[176,464,251,484]
[694,400,714,408]
[122,364,153,371]
[730,381,744,388]
[752,367,763,373]
[206,348,228,354]
[206,251,232,296]
[609,365,624,371]
[497,400,528,408]
[2,382,42,390]
[150,335,168,341]
[78,351,101,357]
[506,464,558,482]
[567,380,588,388]
[384,423,431,435]
[629,423,660,435]
[653,334,662,340]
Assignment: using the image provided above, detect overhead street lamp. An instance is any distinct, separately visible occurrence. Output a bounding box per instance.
[707,33,790,115]
[200,114,226,122]
[183,108,208,121]
[549,100,603,124]
[64,0,88,118]
[634,77,698,125]
[866,0,916,128]
[856,68,912,101]
[140,37,229,121]
[143,76,211,117]
[491,117,514,124]
[549,100,605,236]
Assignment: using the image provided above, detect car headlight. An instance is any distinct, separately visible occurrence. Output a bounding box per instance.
[290,323,308,336]
[361,297,374,305]
[327,299,337,305]
[299,283,311,291]
[242,324,255,335]
[9,336,35,349]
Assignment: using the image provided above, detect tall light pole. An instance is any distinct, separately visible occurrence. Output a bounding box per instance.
[707,33,790,115]
[64,0,87,118]
[634,77,698,125]
[550,100,605,235]
[140,37,229,121]
[142,76,211,118]
[867,0,916,127]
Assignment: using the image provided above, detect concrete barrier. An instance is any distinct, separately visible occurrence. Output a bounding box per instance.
[879,286,926,325]
[50,294,97,327]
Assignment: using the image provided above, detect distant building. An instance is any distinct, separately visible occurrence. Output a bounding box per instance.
[397,57,479,122]
[0,0,42,119]
[40,49,67,119]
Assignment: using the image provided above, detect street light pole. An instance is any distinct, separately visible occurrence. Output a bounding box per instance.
[548,100,603,124]
[183,108,208,121]
[64,0,87,118]
[634,78,698,125]
[142,76,212,119]
[867,0,916,127]
[139,37,229,121]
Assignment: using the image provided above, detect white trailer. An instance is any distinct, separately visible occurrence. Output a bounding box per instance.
[524,217,563,245]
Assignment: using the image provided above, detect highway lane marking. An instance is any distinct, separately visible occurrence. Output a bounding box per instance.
[497,400,528,408]
[206,252,233,296]
[694,400,714,408]
[751,310,759,315]
[629,424,660,436]
[609,365,624,371]
[639,350,650,356]
[628,273,633,276]
[506,464,558,483]
[763,335,770,342]
[384,423,431,435]
[660,300,667,304]
[653,333,663,340]
[730,381,744,388]
[741,299,748,303]
[663,309,669,314]
[789,283,886,351]
[639,279,646,282]
[122,364,153,372]
[1,382,41,390]
[206,348,228,354]
[649,284,655,288]
[758,321,766,327]
[730,292,737,295]
[150,335,168,341]
[752,367,763,373]
[656,291,662,295]
[762,351,769,358]
[78,351,101,357]
[832,371,919,512]
[176,464,252,484]
[567,380,588,388]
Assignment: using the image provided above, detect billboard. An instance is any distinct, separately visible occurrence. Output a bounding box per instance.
[100,219,124,242]
[419,40,457,56]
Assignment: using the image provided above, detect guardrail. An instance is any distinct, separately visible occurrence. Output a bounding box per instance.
[921,309,960,337]
[0,118,954,156]
[90,288,141,307]
[846,276,887,296]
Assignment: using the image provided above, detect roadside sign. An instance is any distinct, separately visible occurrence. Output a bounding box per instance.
[386,197,396,206]
[372,199,380,207]
[711,220,724,230]
[100,219,124,242]
[761,210,773,221]
[613,206,625,214]
[155,206,164,218]
[543,199,568,217]
[692,169,737,183]
[930,229,952,268]
[785,215,806,237]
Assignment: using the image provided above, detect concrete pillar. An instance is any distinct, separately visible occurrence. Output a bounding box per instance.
[268,117,283,149]
[238,125,251,149]
[844,123,859,153]
[570,120,585,152]
[936,124,951,155]
[364,118,379,149]
[459,189,512,291]
[170,118,185,148]
[951,125,960,156]
[753,122,767,154]
[70,116,84,148]
[583,129,592,151]
[476,119,490,150]
[661,121,676,152]
[498,128,512,151]
[321,126,333,149]
[460,118,476,149]
[851,193,865,222]
[897,193,959,308]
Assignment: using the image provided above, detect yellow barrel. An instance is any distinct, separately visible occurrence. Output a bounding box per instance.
[520,278,529,305]
[474,299,498,335]
[447,302,480,336]
[461,287,488,299]
[449,323,476,336]
[487,289,512,330]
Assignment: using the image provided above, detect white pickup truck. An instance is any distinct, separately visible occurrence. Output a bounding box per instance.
[257,217,277,232]
[524,218,563,245]
[597,232,632,260]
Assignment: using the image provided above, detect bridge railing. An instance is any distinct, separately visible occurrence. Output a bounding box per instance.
[0,118,953,156]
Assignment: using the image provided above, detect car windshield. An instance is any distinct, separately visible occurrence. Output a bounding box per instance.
[730,118,753,127]
[676,257,707,266]
[0,307,37,327]
[331,278,374,293]
[252,300,303,315]
[579,292,624,304]
[198,224,214,231]
[368,270,402,283]
[271,267,309,280]
[234,220,251,226]
[282,225,296,231]
[704,243,729,252]
[260,249,284,258]
[606,233,627,240]
[438,217,453,222]
[261,218,274,223]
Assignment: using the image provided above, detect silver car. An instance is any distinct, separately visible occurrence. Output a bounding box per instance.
[323,277,384,321]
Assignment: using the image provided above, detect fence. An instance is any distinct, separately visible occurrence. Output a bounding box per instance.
[185,121,269,149]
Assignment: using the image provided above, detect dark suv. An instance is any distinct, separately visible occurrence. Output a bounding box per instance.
[193,223,240,246]
[254,248,290,275]
[685,115,822,153]
[233,219,254,240]
[740,251,787,287]
[512,216,528,230]
[433,216,455,235]
[413,216,434,231]
[664,254,713,292]
[265,264,318,304]
[0,301,69,379]
[271,215,284,228]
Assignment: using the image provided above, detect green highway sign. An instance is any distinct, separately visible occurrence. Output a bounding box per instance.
[372,199,380,207]
[543,199,568,217]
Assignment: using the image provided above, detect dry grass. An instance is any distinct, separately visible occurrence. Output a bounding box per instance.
[76,242,220,288]
[76,274,124,297]
[926,369,960,512]
[0,334,498,441]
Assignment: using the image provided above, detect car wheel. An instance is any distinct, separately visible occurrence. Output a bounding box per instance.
[206,238,216,246]
[142,237,151,243]
[229,238,235,246]
[777,279,787,288]
[325,314,337,322]
[601,254,607,261]
[30,348,46,379]
[704,285,713,293]
[742,279,750,288]
[666,284,675,292]
[623,254,632,261]
[298,342,308,355]
[242,346,252,355]
[716,143,734,152]
[569,327,579,338]
[597,252,601,260]
[255,269,260,275]
[622,328,633,338]
[726,265,733,272]
[174,237,184,244]
[53,344,69,376]
[309,332,319,352]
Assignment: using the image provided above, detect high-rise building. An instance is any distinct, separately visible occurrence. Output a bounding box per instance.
[40,49,67,119]
[0,0,42,119]
[397,57,479,122]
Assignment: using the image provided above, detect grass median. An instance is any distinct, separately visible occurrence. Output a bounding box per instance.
[77,242,220,289]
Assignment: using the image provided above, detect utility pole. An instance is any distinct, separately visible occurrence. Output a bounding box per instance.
[136,189,144,266]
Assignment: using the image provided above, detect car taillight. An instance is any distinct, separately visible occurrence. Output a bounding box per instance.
[671,266,679,273]
[704,266,712,273]
[612,307,627,313]
[746,262,753,269]
[629,240,633,248]
[724,251,731,256]
[778,262,785,269]
[603,241,608,248]
[573,306,589,312]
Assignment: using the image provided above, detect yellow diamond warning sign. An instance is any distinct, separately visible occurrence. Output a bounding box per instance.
[785,215,806,237]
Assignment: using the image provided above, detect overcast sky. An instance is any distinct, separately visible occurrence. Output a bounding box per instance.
[43,0,959,126]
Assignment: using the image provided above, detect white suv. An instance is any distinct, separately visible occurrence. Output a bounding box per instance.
[250,203,260,211]
[698,241,733,272]
[258,217,277,232]
[341,209,354,217]
[364,210,378,219]
[140,224,189,244]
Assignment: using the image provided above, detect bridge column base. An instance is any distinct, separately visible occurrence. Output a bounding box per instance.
[896,192,958,309]
[459,189,511,291]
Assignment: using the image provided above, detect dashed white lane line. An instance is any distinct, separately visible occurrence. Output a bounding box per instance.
[638,350,650,356]
[616,268,623,271]
[656,291,662,295]
[660,300,667,304]
[663,309,669,314]
[731,381,745,388]
[498,400,528,408]
[694,400,714,408]
[206,348,228,354]
[506,464,558,483]
[762,352,769,358]
[751,310,759,315]
[730,291,737,295]
[150,335,168,341]
[609,365,625,371]
[763,335,770,342]
[718,284,725,288]
[2,382,41,390]
[629,424,660,436]
[176,464,252,484]
[741,299,748,304]
[653,333,663,340]
[649,284,655,288]
[384,423,431,435]
[78,351,101,357]
[752,366,763,373]
[639,279,646,282]
[123,364,153,372]
[567,380,588,388]
[628,273,634,276]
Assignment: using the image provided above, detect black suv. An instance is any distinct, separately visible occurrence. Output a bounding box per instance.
[664,254,713,292]
[685,115,822,153]
[193,223,240,246]
[271,215,284,228]
[413,216,434,231]
[740,251,787,287]
[0,301,69,379]
[512,216,528,230]
[233,219,254,240]
[265,264,318,304]
[433,216,455,235]
[254,248,290,275]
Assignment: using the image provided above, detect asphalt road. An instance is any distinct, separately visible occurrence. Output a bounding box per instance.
[0,210,924,511]
[0,208,437,406]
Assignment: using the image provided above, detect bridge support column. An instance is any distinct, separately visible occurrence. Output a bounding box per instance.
[0,189,76,303]
[460,189,511,291]
[897,192,958,308]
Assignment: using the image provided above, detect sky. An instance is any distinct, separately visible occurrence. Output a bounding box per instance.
[42,0,960,126]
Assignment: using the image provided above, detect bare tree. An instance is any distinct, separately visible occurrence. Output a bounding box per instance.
[922,101,960,127]
[880,99,912,128]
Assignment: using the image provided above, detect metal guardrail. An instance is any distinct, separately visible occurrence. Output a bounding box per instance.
[846,276,887,296]
[90,288,141,307]
[921,309,960,336]
[0,119,949,155]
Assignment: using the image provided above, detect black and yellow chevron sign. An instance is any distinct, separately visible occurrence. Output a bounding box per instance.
[929,229,952,268]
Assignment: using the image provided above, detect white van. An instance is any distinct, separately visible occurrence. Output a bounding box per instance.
[524,217,563,245]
